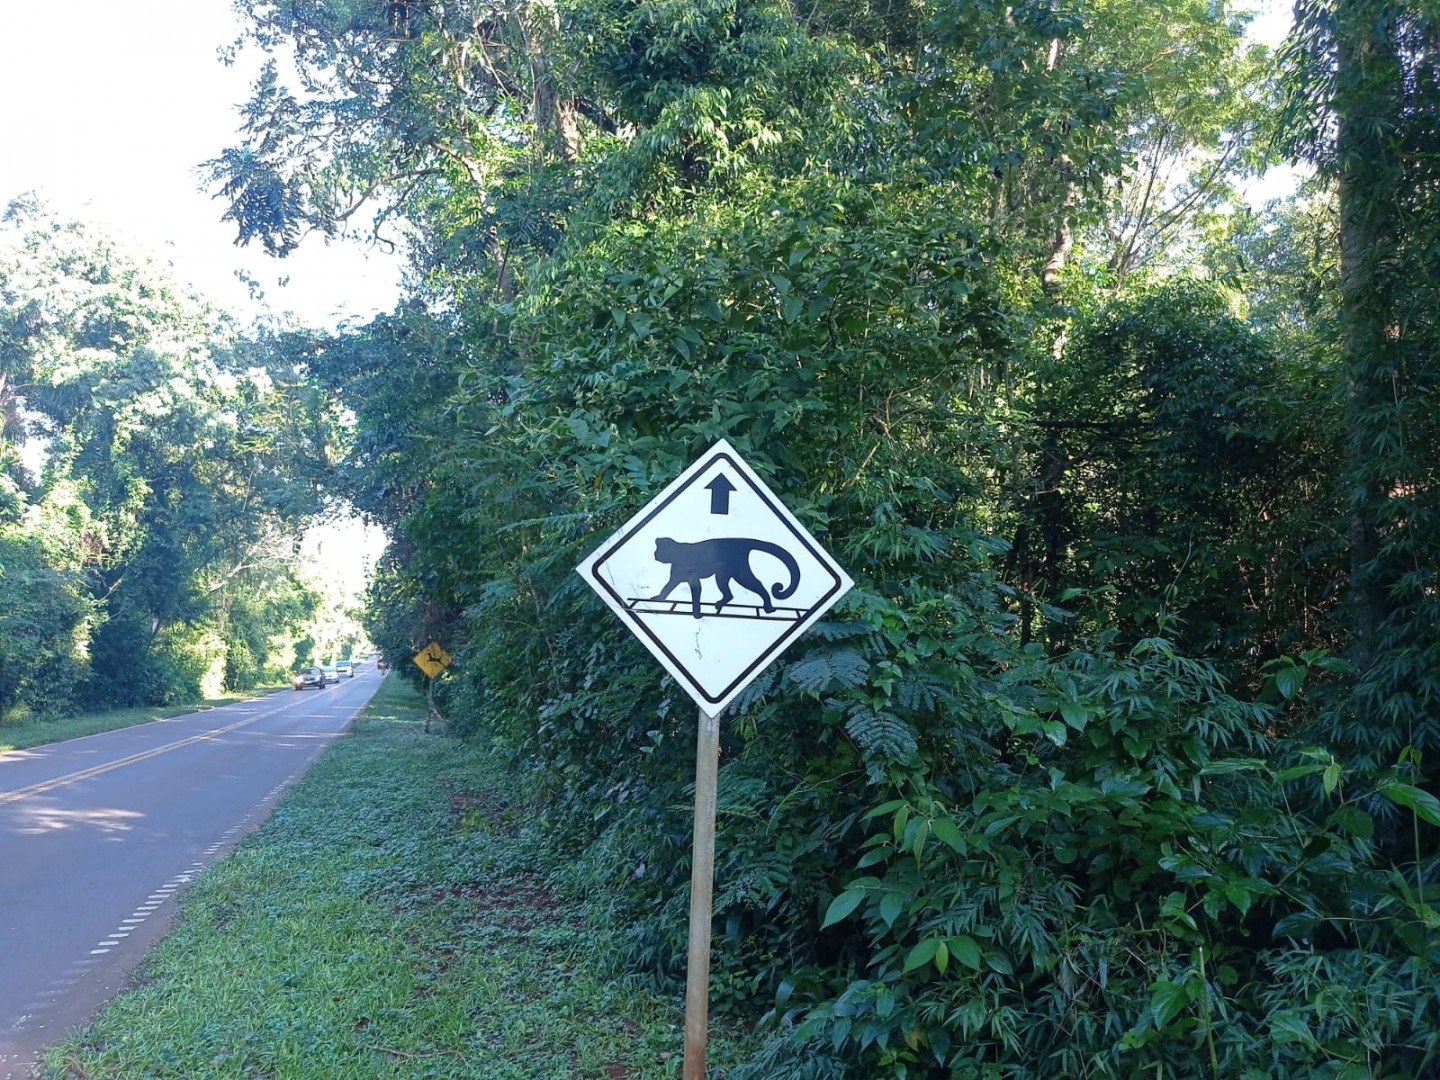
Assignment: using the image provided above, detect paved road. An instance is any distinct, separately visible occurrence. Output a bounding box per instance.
[0,671,381,1079]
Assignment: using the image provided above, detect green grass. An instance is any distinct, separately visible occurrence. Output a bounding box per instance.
[0,688,289,754]
[39,677,756,1080]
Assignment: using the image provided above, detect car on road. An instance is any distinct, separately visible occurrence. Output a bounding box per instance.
[292,666,326,690]
[336,659,353,678]
[321,663,338,685]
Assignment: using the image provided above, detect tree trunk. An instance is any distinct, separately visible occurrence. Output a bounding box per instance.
[515,0,579,163]
[1040,154,1075,295]
[1040,38,1074,295]
[1334,0,1403,667]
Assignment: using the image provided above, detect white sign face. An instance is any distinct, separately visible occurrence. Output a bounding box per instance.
[577,439,853,717]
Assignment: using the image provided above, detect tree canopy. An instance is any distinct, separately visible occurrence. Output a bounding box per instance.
[0,203,330,713]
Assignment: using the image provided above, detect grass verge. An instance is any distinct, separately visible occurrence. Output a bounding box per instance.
[0,688,288,754]
[39,676,755,1079]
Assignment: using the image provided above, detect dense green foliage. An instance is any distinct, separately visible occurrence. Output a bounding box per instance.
[0,204,328,719]
[1281,0,1440,795]
[198,0,1439,1076]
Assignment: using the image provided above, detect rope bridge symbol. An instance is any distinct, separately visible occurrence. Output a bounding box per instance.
[624,597,806,622]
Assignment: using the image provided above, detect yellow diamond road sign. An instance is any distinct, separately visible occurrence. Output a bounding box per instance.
[413,642,451,678]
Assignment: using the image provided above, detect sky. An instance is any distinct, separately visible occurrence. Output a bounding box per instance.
[0,0,404,330]
[1248,0,1293,44]
[1242,0,1304,204]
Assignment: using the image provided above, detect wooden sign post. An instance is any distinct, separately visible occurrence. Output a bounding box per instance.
[683,705,721,1080]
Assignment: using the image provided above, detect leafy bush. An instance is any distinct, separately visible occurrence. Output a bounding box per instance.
[0,530,92,721]
[315,132,1438,1074]
[240,3,1437,1074]
[403,173,1431,1077]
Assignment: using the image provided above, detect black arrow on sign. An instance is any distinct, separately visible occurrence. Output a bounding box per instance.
[706,474,736,514]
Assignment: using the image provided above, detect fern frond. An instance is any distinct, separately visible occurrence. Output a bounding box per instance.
[894,671,955,714]
[785,648,869,693]
[810,621,872,642]
[731,665,779,714]
[844,703,917,761]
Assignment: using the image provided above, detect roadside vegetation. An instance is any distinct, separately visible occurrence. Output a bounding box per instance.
[39,676,754,1080]
[0,205,334,723]
[269,2,1434,1075]
[0,205,371,727]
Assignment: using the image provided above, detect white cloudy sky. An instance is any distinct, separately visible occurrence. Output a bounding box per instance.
[1251,0,1295,44]
[0,0,403,329]
[0,0,1294,329]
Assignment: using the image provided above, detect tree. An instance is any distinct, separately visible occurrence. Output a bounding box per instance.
[0,498,94,722]
[1281,0,1440,777]
[1004,278,1332,668]
[889,0,1268,291]
[208,0,590,304]
[0,204,326,708]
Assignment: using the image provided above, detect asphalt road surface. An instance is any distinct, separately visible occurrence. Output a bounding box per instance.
[0,670,382,1079]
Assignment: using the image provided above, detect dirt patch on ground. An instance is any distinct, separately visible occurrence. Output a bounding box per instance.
[419,874,572,934]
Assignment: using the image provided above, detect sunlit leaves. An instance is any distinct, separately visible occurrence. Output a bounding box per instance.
[0,209,323,709]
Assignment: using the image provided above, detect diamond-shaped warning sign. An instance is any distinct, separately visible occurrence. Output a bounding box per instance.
[413,642,451,678]
[577,440,853,716]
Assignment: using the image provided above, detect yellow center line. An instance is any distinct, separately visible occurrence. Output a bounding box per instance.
[0,699,300,806]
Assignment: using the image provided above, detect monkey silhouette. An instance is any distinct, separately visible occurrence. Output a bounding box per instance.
[651,537,800,618]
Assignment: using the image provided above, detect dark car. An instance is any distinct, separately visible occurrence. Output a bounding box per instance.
[292,666,326,690]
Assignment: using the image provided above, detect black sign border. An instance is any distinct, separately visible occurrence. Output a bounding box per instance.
[586,450,845,707]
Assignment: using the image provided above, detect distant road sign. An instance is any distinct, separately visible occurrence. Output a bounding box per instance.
[577,439,852,716]
[413,642,451,678]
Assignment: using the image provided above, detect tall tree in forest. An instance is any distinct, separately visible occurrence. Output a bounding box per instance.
[207,0,590,298]
[1281,0,1440,777]
[894,0,1267,292]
